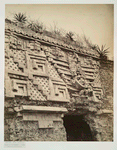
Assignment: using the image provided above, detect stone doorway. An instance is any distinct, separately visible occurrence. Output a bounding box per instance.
[63,115,94,141]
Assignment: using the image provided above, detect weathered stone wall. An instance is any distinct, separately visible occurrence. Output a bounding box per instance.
[100,60,113,97]
[99,60,113,141]
[84,60,113,141]
[4,98,67,141]
[5,115,66,141]
[4,21,113,141]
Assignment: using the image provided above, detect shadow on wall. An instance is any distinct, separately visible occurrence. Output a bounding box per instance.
[63,115,94,141]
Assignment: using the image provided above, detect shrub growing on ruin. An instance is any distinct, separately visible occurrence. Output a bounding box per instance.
[14,13,27,24]
[96,44,109,60]
[11,13,110,60]
[66,31,74,41]
[28,20,45,34]
[83,35,97,50]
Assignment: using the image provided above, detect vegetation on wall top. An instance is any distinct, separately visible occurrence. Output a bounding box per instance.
[6,12,109,60]
[13,13,27,24]
[96,44,109,60]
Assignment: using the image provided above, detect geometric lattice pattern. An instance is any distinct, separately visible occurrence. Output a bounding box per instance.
[34,76,50,95]
[12,49,26,66]
[5,57,22,72]
[28,80,46,101]
[47,62,60,79]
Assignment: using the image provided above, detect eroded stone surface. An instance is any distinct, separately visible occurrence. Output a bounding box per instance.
[4,21,113,141]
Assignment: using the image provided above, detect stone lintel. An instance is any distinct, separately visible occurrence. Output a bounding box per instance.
[97,109,113,115]
[21,105,68,113]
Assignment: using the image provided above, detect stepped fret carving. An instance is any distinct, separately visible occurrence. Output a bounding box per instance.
[5,22,103,103]
[48,79,70,102]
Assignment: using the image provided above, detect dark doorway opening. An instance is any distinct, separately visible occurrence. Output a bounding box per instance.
[63,115,94,141]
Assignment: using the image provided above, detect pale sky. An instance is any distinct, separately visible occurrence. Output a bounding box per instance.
[5,4,114,60]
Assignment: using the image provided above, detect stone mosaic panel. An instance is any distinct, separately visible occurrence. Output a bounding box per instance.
[28,80,46,101]
[47,62,61,79]
[5,57,22,73]
[4,20,113,142]
[12,49,26,67]
[34,76,50,95]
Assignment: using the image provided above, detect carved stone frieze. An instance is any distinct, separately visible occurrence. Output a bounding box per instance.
[4,20,112,142]
[5,22,103,103]
[9,35,18,49]
[27,80,46,101]
[48,79,70,102]
[27,40,41,54]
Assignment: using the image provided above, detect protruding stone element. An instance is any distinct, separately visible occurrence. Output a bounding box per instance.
[48,79,70,102]
[11,79,27,96]
[9,35,17,49]
[21,105,68,113]
[4,20,112,141]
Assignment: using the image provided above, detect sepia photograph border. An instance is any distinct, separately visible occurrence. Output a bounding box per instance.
[0,0,117,150]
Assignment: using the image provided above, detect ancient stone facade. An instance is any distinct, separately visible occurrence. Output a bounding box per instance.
[4,20,113,141]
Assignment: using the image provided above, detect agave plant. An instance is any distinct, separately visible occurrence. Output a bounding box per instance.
[96,44,109,60]
[28,20,44,33]
[14,13,27,24]
[66,32,74,41]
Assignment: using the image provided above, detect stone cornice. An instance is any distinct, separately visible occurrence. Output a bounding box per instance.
[5,21,100,59]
